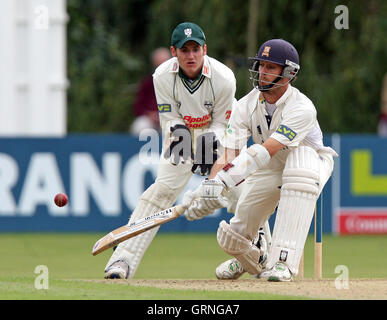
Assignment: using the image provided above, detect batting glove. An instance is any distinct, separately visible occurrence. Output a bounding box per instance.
[183,179,228,221]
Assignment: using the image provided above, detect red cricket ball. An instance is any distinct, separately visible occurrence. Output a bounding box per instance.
[54,193,68,207]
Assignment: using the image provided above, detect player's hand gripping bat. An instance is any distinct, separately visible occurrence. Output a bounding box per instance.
[92,204,187,256]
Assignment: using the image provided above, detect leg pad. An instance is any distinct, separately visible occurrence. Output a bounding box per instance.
[217,220,262,275]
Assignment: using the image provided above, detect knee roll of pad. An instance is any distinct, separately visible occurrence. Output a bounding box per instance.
[217,220,262,275]
[129,182,177,222]
[141,182,177,207]
[282,146,320,196]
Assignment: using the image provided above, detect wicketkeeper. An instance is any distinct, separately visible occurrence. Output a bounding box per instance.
[183,39,338,282]
[104,22,270,279]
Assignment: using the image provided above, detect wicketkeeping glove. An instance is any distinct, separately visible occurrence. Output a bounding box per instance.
[191,132,219,176]
[164,124,193,165]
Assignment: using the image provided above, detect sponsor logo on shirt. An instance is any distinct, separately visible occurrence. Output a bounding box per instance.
[158,104,172,113]
[183,114,211,128]
[225,110,231,120]
[276,124,297,141]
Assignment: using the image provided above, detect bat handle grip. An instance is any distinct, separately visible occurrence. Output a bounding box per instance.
[175,204,188,215]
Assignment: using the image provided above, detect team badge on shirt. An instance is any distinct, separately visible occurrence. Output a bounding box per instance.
[204,101,213,110]
[276,124,297,141]
[158,104,171,113]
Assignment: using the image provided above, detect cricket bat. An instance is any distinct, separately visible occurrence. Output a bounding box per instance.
[92,204,187,256]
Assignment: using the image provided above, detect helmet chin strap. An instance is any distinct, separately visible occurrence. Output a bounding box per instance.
[258,75,282,91]
[249,65,294,92]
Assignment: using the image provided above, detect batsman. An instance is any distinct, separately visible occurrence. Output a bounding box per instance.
[104,22,270,279]
[183,39,338,281]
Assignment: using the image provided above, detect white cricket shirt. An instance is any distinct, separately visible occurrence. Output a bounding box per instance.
[224,85,337,167]
[153,55,236,144]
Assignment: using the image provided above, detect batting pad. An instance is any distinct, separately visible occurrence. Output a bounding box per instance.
[105,182,177,278]
[266,146,320,275]
[217,220,262,275]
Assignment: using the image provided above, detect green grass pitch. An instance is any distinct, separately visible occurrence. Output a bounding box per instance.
[0,232,386,300]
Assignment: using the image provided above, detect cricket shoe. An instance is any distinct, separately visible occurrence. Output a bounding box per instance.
[104,260,130,279]
[259,262,293,282]
[215,258,245,280]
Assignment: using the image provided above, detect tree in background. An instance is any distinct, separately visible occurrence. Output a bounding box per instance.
[67,0,387,133]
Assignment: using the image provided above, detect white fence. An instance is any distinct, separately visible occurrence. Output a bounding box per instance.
[0,0,68,136]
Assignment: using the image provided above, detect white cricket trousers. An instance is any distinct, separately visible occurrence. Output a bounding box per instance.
[229,150,334,240]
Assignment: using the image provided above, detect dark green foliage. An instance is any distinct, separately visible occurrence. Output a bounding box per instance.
[67,0,387,133]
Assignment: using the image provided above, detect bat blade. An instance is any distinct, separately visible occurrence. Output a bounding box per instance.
[92,204,186,256]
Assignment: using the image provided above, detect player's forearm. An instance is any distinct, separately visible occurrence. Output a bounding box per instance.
[212,139,284,188]
[262,138,286,157]
[214,144,271,188]
[209,148,240,179]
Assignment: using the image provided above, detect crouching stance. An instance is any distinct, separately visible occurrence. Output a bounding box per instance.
[183,39,337,281]
[104,22,237,279]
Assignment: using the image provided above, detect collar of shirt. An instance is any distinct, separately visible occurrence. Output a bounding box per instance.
[274,84,293,106]
[178,68,202,82]
[258,84,293,108]
[169,55,212,79]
